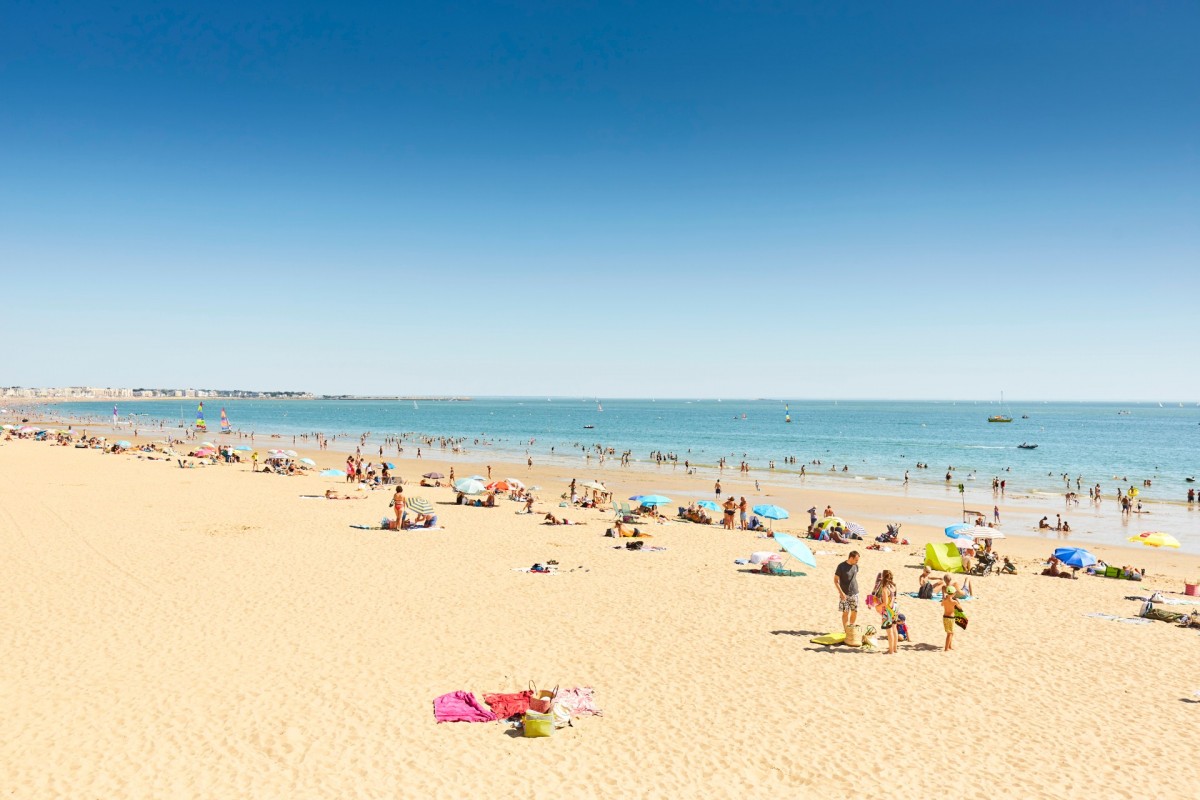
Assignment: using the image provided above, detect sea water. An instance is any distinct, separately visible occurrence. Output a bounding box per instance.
[46,397,1200,494]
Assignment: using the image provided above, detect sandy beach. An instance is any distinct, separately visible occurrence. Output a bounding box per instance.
[3,433,1199,799]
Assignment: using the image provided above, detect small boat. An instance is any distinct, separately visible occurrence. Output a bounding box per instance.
[988,392,1012,423]
[1021,415,1029,419]
[1018,443,1038,450]
[583,425,594,429]
[1187,477,1196,483]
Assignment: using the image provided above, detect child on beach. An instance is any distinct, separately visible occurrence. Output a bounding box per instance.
[941,586,965,651]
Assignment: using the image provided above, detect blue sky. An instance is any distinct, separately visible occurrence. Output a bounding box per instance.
[2,1,1197,399]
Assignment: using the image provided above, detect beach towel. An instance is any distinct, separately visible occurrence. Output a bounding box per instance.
[483,691,532,720]
[433,691,497,723]
[903,592,972,602]
[555,687,602,717]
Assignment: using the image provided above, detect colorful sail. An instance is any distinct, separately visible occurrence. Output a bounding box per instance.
[195,402,207,431]
[785,403,791,423]
[112,404,119,427]
[220,407,231,433]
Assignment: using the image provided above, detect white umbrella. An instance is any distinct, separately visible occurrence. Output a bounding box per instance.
[455,478,487,495]
[972,530,1005,540]
[579,480,606,491]
[505,478,526,489]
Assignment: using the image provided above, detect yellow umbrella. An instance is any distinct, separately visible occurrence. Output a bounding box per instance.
[817,516,847,530]
[1127,531,1181,548]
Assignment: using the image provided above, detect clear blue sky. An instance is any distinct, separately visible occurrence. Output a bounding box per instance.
[2,1,1197,399]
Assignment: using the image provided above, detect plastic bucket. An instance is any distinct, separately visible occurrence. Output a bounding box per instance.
[1185,583,1198,597]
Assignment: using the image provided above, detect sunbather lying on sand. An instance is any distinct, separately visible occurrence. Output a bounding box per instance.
[324,489,364,500]
[543,513,580,525]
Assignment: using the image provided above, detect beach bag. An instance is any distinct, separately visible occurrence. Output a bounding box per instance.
[529,683,558,714]
[552,701,572,729]
[918,582,934,600]
[522,710,554,738]
[954,609,969,630]
[844,624,863,647]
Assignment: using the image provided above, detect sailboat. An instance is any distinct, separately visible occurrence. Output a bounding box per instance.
[413,400,418,410]
[598,401,603,412]
[785,403,791,423]
[988,392,1013,423]
[220,407,232,434]
[195,402,207,431]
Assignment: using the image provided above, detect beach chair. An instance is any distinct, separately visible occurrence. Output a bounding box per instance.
[614,502,638,521]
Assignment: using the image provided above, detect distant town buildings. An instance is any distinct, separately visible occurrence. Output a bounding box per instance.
[0,387,315,399]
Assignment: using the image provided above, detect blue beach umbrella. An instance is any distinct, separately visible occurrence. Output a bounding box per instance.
[384,462,396,469]
[696,500,720,511]
[320,469,346,478]
[945,523,974,538]
[638,495,672,506]
[234,445,252,451]
[115,440,132,448]
[752,504,789,520]
[299,457,317,466]
[1053,547,1097,568]
[628,495,646,502]
[772,532,817,569]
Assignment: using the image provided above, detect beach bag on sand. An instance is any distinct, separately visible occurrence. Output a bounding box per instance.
[523,710,554,738]
[844,624,863,647]
[529,683,558,714]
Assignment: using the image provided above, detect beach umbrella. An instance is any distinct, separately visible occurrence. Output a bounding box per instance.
[487,480,513,492]
[628,495,647,502]
[945,523,974,538]
[1053,547,1097,568]
[949,536,976,551]
[579,480,605,491]
[846,522,869,539]
[320,469,346,478]
[234,445,252,451]
[752,504,789,520]
[1128,531,1181,548]
[406,496,434,515]
[383,462,396,469]
[422,472,445,479]
[972,530,1006,540]
[817,516,847,530]
[200,441,216,449]
[115,440,132,448]
[267,449,286,456]
[696,500,720,511]
[466,475,486,482]
[283,449,298,457]
[455,478,487,495]
[195,448,216,457]
[505,478,526,489]
[638,495,672,506]
[299,457,317,466]
[773,532,817,569]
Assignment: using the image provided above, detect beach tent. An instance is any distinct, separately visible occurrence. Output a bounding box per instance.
[924,542,964,573]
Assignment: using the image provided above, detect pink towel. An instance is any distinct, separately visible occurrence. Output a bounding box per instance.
[433,691,498,723]
[556,687,602,717]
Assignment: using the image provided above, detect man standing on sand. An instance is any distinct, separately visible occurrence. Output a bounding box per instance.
[714,480,721,497]
[834,551,860,628]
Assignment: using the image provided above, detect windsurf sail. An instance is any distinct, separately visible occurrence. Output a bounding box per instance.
[220,407,231,433]
[112,404,118,427]
[785,403,791,423]
[195,402,207,431]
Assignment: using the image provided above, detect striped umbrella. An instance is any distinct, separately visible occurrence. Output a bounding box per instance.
[845,522,869,539]
[406,496,434,515]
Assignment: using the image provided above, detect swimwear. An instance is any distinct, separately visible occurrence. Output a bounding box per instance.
[943,616,955,633]
[838,595,859,613]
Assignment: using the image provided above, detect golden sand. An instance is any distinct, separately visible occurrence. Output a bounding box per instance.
[2,436,1198,798]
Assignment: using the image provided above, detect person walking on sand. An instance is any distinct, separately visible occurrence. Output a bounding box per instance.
[941,586,964,651]
[715,480,721,497]
[993,505,1001,524]
[835,551,860,629]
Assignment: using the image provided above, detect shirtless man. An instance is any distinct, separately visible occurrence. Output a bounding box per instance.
[941,586,964,651]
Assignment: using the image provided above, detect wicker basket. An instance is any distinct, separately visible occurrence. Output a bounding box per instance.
[844,624,863,647]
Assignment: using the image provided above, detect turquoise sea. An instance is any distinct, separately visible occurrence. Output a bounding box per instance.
[44,397,1200,492]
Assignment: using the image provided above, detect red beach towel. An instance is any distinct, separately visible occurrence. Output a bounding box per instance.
[433,691,498,723]
[483,691,533,720]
